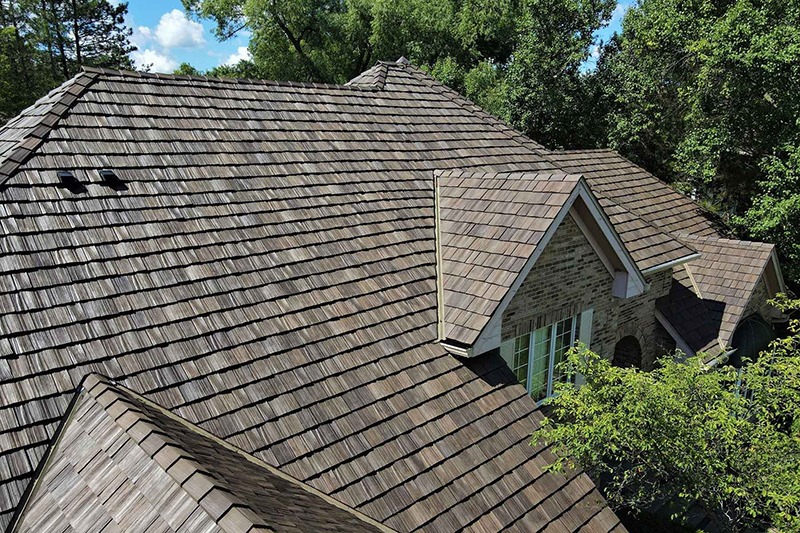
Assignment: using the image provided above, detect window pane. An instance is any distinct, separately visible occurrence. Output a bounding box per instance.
[511,333,530,389]
[552,317,574,385]
[530,326,551,401]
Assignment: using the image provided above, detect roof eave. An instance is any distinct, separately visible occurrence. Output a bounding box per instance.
[641,252,702,275]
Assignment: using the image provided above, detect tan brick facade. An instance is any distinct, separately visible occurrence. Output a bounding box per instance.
[500,213,675,368]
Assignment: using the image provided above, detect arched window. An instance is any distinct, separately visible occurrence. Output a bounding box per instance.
[729,314,776,368]
[613,336,642,369]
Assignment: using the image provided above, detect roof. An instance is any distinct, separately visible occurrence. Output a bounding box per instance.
[595,197,698,273]
[436,169,651,351]
[436,170,583,344]
[548,149,781,356]
[657,236,777,356]
[0,62,625,532]
[12,374,390,533]
[547,149,725,237]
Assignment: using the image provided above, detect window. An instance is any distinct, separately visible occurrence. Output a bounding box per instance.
[501,312,591,402]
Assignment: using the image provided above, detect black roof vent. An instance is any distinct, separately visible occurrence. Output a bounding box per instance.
[99,169,127,191]
[57,171,86,194]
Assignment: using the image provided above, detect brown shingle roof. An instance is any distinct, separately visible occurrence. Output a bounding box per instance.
[657,236,776,356]
[547,149,724,237]
[13,373,390,533]
[0,62,621,532]
[596,197,697,272]
[437,170,582,344]
[548,149,779,356]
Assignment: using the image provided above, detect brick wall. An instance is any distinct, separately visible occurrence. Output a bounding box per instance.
[500,212,676,368]
[613,269,672,368]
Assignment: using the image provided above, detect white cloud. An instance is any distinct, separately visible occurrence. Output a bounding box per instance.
[131,25,152,49]
[609,1,633,24]
[132,48,178,73]
[223,46,252,66]
[153,9,205,49]
[590,45,601,59]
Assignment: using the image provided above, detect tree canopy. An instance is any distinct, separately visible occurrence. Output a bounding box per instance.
[0,0,134,122]
[536,298,800,531]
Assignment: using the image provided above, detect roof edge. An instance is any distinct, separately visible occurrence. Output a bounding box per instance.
[90,374,397,533]
[0,71,97,188]
[7,374,92,532]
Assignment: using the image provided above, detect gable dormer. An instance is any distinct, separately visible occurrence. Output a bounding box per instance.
[434,169,646,357]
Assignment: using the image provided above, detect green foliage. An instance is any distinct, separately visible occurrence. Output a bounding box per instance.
[602,0,800,283]
[505,0,615,148]
[735,145,800,286]
[184,0,529,84]
[0,0,134,123]
[537,317,800,531]
[173,62,203,76]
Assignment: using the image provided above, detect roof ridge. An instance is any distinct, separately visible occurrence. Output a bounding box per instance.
[82,65,381,92]
[677,232,774,250]
[83,374,397,533]
[434,168,580,181]
[345,62,389,89]
[0,71,98,188]
[392,63,549,157]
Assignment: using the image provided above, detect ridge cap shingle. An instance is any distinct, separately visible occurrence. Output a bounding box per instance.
[81,64,381,92]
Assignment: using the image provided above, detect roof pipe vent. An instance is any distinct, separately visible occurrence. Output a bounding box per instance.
[98,169,127,191]
[57,171,86,194]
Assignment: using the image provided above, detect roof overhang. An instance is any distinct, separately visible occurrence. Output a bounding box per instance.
[641,252,702,275]
[466,178,646,356]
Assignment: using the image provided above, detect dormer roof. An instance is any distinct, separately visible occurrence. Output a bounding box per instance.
[435,169,647,354]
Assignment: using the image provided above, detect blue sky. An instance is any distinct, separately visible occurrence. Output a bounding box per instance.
[124,0,634,74]
[125,0,252,72]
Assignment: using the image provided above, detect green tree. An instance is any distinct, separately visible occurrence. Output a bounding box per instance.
[184,0,528,84]
[173,62,202,76]
[536,311,800,531]
[735,147,800,287]
[602,0,800,284]
[504,0,616,149]
[32,0,134,79]
[0,0,134,123]
[0,2,51,121]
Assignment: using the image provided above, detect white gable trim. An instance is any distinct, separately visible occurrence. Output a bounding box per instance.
[469,179,646,356]
[654,309,696,357]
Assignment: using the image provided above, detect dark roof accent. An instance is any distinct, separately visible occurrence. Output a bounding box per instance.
[657,235,776,357]
[12,374,390,533]
[0,62,620,532]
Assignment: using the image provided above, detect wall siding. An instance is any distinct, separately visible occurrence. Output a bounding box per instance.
[500,213,675,368]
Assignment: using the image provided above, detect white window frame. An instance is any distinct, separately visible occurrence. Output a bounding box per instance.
[502,309,593,402]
